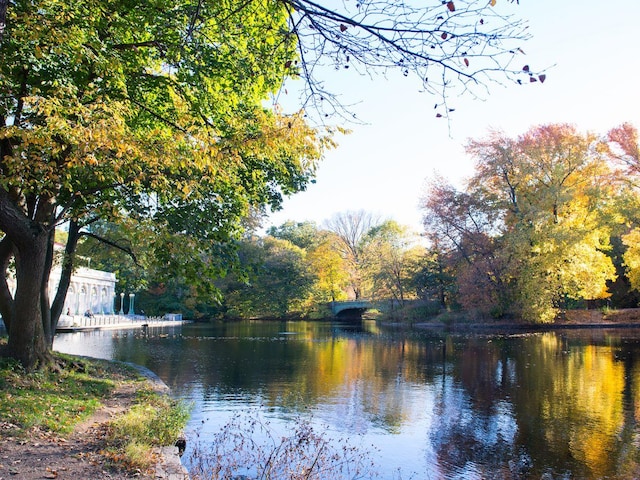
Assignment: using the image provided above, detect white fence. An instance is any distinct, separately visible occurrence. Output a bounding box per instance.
[57,314,183,329]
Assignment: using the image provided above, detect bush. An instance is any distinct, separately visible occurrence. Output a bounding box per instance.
[187,411,380,480]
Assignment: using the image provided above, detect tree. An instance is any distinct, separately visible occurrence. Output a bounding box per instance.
[411,238,457,309]
[268,220,321,249]
[607,123,639,175]
[421,177,511,316]
[220,236,315,318]
[421,125,624,322]
[1,0,537,368]
[0,0,325,368]
[469,125,618,321]
[325,210,380,299]
[282,0,537,120]
[361,220,423,305]
[608,124,640,293]
[269,221,350,303]
[306,231,350,303]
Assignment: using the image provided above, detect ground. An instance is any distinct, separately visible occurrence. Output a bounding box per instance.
[0,375,186,480]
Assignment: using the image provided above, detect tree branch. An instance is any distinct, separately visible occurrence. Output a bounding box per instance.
[79,231,139,266]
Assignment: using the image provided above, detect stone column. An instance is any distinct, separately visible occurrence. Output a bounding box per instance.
[129,293,135,316]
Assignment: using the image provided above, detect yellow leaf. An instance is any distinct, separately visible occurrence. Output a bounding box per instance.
[490,0,496,6]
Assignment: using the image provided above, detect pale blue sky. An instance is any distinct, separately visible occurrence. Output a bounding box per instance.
[266,1,640,233]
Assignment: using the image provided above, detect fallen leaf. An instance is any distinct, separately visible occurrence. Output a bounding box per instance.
[490,0,497,6]
[539,74,546,83]
[447,1,455,12]
[340,24,347,32]
[441,32,448,40]
[522,65,530,72]
[44,468,58,479]
[464,57,469,67]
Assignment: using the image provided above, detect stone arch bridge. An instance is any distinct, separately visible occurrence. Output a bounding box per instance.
[330,300,400,319]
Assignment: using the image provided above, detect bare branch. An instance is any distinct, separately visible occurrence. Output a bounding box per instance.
[275,0,536,121]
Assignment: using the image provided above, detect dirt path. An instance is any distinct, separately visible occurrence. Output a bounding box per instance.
[0,379,185,480]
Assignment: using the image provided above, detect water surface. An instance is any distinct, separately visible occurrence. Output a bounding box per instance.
[54,321,640,479]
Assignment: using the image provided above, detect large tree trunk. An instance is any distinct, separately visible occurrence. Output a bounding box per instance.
[7,232,51,369]
[0,189,55,369]
[41,229,55,346]
[49,220,81,345]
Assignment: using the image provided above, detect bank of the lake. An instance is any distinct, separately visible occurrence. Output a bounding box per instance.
[395,307,640,331]
[0,351,188,480]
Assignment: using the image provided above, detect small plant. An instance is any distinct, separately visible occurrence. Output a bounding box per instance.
[600,305,614,316]
[188,411,380,480]
[105,390,189,470]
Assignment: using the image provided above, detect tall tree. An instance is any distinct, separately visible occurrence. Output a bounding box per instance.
[268,220,321,249]
[0,0,324,368]
[470,125,618,321]
[325,210,379,299]
[422,177,510,315]
[220,236,315,318]
[306,231,350,303]
[422,124,621,322]
[361,220,423,305]
[608,124,640,292]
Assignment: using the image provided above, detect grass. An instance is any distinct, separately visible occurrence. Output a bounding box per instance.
[0,353,120,436]
[188,410,381,480]
[105,389,190,470]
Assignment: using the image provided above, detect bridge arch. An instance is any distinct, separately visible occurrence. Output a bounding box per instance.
[330,300,373,319]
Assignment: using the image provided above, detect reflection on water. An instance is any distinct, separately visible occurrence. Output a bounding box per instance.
[54,322,640,479]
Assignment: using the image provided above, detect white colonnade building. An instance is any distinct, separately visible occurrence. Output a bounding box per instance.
[53,267,117,315]
[6,266,118,316]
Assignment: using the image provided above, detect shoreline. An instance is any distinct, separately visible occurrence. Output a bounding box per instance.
[122,361,190,480]
[0,353,190,480]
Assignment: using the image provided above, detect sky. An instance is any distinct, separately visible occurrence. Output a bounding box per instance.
[265,0,640,234]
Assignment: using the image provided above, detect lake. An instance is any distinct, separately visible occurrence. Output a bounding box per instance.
[53,320,640,479]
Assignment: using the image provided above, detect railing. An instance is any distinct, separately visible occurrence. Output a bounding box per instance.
[58,314,182,329]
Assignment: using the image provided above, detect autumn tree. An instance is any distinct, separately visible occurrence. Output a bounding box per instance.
[325,210,380,299]
[470,125,619,321]
[0,0,325,368]
[608,124,640,293]
[422,124,620,322]
[421,177,511,316]
[218,236,316,318]
[269,221,349,303]
[410,238,457,310]
[306,231,351,303]
[361,220,423,306]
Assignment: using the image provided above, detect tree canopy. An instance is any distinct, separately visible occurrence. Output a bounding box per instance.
[421,123,637,322]
[0,0,326,367]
